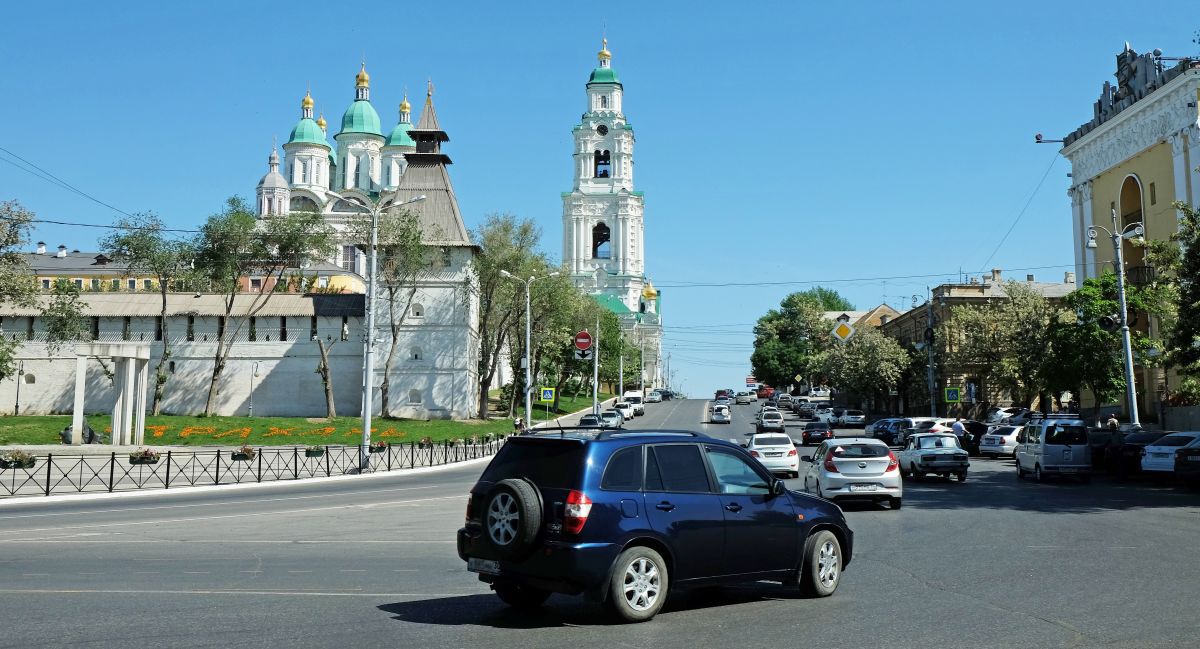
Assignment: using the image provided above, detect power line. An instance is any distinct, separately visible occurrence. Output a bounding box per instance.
[651,263,1074,289]
[975,153,1059,272]
[0,146,139,220]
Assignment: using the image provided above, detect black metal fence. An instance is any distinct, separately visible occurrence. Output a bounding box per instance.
[0,440,504,499]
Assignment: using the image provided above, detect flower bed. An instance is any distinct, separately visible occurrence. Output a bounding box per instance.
[0,450,37,470]
[230,445,257,462]
[128,449,161,465]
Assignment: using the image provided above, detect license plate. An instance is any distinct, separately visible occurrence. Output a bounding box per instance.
[1153,453,1169,458]
[1189,456,1200,462]
[467,558,500,575]
[849,484,877,492]
[766,452,782,457]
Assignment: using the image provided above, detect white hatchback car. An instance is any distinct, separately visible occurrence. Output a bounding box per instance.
[710,405,732,424]
[839,410,867,427]
[746,433,800,478]
[800,437,902,509]
[1140,431,1200,473]
[613,401,635,421]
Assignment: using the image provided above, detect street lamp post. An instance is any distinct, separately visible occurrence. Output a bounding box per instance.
[498,269,559,427]
[249,361,260,417]
[329,191,426,469]
[1087,207,1145,426]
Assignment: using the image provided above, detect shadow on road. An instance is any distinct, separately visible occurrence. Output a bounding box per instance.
[378,583,804,628]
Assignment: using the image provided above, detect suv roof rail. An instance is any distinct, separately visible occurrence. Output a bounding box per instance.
[596,429,704,440]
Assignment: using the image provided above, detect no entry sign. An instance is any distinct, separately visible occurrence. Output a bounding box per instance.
[574,331,593,351]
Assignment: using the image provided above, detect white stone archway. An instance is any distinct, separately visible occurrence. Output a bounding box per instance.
[70,343,151,446]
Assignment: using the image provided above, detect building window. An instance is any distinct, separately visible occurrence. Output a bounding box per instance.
[74,279,84,290]
[169,361,175,374]
[250,278,262,292]
[1149,182,1157,206]
[341,245,357,273]
[318,276,330,289]
[408,389,422,405]
[143,279,153,291]
[341,315,349,341]
[41,279,50,290]
[90,317,100,341]
[440,247,452,267]
[600,95,608,109]
[122,316,131,341]
[310,316,318,341]
[592,222,611,259]
[300,159,309,184]
[249,317,257,342]
[410,303,425,318]
[90,278,101,291]
[155,316,163,341]
[111,278,120,291]
[411,347,422,361]
[279,316,288,342]
[128,279,137,291]
[187,315,195,342]
[593,149,611,178]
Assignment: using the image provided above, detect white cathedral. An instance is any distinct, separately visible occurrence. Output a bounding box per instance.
[562,40,663,388]
[254,65,480,419]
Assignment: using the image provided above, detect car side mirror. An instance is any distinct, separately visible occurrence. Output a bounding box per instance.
[773,480,787,496]
[740,443,748,448]
[801,455,812,463]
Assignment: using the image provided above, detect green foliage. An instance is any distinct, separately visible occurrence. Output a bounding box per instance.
[1162,200,1200,383]
[751,289,851,388]
[43,279,88,355]
[0,200,39,380]
[817,326,910,398]
[799,287,856,311]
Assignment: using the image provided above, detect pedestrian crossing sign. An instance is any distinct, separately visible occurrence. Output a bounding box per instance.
[944,387,961,403]
[539,387,555,402]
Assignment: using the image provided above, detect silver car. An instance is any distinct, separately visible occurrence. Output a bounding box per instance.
[800,437,902,509]
[839,409,867,428]
[757,410,785,433]
[710,405,732,424]
[979,425,1022,458]
[1015,417,1091,482]
[899,433,970,481]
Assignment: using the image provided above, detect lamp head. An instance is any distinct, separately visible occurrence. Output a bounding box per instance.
[499,269,513,279]
[1086,228,1099,249]
[548,271,560,278]
[1086,239,1098,249]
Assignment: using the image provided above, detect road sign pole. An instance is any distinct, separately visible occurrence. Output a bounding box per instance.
[593,317,600,415]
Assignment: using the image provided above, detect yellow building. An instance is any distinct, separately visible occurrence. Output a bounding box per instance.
[1060,43,1200,421]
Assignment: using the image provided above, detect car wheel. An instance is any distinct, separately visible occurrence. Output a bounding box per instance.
[482,479,543,560]
[494,582,552,610]
[799,530,842,597]
[957,472,968,482]
[1034,464,1044,483]
[889,497,902,510]
[607,546,669,623]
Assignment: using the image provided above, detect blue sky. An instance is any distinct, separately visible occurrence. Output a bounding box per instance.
[1,1,1197,396]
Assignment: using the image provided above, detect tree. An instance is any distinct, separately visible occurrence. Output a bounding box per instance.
[42,279,88,355]
[817,326,910,404]
[801,287,856,312]
[193,197,334,416]
[751,289,850,389]
[0,200,39,381]
[314,338,338,418]
[1155,200,1200,401]
[100,213,196,414]
[471,213,541,419]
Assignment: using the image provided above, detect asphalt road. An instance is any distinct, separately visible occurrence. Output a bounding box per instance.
[2,398,1199,648]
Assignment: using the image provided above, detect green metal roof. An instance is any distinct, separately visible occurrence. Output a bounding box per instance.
[287,118,331,148]
[339,100,382,136]
[587,67,621,86]
[385,121,415,147]
[593,293,632,314]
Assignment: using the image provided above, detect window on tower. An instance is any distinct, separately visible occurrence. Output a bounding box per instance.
[600,96,608,109]
[592,222,611,259]
[290,196,319,213]
[594,150,611,178]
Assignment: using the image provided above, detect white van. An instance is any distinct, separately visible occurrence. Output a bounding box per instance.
[622,390,645,416]
[1015,415,1091,482]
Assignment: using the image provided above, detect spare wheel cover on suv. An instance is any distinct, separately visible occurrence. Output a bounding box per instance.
[483,478,543,560]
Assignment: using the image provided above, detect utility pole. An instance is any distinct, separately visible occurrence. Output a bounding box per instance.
[1086,207,1143,426]
[592,316,600,414]
[618,327,624,396]
[925,288,937,418]
[639,325,646,395]
[14,360,24,416]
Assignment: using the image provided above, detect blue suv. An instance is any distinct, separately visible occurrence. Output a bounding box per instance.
[457,430,853,622]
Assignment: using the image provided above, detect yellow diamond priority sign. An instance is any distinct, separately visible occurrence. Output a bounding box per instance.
[831,321,855,343]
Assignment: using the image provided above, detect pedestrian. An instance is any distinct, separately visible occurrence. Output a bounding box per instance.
[951,418,966,438]
[1106,414,1119,431]
[513,417,524,435]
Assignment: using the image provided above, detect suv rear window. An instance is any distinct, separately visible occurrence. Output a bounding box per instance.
[1152,435,1200,447]
[601,446,643,490]
[480,441,586,488]
[1046,425,1088,445]
[646,445,710,493]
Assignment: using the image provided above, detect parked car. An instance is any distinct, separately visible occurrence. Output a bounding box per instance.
[809,388,831,398]
[710,405,732,424]
[1174,443,1200,485]
[801,422,834,445]
[735,393,752,405]
[624,392,646,416]
[645,391,662,404]
[979,425,1022,458]
[898,433,970,481]
[985,407,1020,423]
[457,431,854,621]
[1100,430,1166,477]
[614,401,635,421]
[839,410,867,428]
[1015,416,1092,482]
[746,433,801,478]
[1003,409,1037,425]
[776,394,794,408]
[796,404,818,421]
[599,410,624,428]
[757,411,786,433]
[1140,432,1200,474]
[578,414,602,427]
[756,386,775,399]
[865,418,898,438]
[800,437,902,509]
[894,417,937,445]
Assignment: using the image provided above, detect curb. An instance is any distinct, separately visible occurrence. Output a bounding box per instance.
[0,454,495,508]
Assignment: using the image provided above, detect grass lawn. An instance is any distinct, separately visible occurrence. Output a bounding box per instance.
[0,394,611,447]
[527,392,613,422]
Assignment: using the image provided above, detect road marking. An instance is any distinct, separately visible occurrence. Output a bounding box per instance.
[339,569,367,573]
[0,495,466,537]
[239,570,263,574]
[77,572,103,576]
[21,573,49,577]
[134,571,160,575]
[0,588,480,598]
[286,570,313,574]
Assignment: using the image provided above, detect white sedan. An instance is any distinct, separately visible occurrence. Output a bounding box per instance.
[1140,431,1200,473]
[800,437,902,509]
[613,401,635,421]
[746,433,800,478]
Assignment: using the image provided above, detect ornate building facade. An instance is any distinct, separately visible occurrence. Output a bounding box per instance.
[561,40,662,388]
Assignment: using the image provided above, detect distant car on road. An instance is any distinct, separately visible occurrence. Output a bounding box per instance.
[1104,430,1168,477]
[757,411,786,433]
[599,410,623,428]
[578,414,602,427]
[800,437,902,509]
[839,410,866,428]
[710,405,732,424]
[624,392,645,416]
[746,433,801,478]
[899,433,969,481]
[735,393,752,405]
[614,401,635,421]
[645,391,662,404]
[1015,417,1091,482]
[801,422,834,445]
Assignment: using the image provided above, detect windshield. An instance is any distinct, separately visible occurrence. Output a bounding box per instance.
[755,435,792,446]
[917,436,961,450]
[831,444,890,458]
[627,397,642,404]
[914,421,937,430]
[1046,425,1088,445]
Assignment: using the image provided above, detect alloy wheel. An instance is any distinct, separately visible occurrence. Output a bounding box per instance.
[622,557,661,611]
[487,492,519,546]
[817,539,840,589]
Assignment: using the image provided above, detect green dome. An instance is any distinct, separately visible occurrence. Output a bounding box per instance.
[385,121,415,147]
[587,67,621,86]
[287,118,331,148]
[340,100,382,136]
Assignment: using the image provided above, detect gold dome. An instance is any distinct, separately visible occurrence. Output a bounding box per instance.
[316,114,327,130]
[355,63,370,88]
[641,282,658,300]
[301,91,314,109]
[598,37,611,62]
[399,94,411,113]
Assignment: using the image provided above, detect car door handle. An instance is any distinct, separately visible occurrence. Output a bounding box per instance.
[724,503,743,513]
[655,501,675,512]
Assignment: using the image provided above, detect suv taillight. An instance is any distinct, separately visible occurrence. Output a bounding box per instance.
[465,494,474,523]
[823,451,839,473]
[886,451,898,472]
[750,450,762,458]
[564,490,593,535]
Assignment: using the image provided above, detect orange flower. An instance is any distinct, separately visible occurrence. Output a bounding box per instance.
[214,428,251,439]
[147,425,169,438]
[180,426,215,438]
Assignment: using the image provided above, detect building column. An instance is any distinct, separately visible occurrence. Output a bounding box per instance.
[110,358,126,445]
[133,359,148,445]
[1187,123,1200,210]
[1080,181,1097,280]
[120,357,136,445]
[1170,129,1190,224]
[1069,185,1085,285]
[71,354,87,445]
